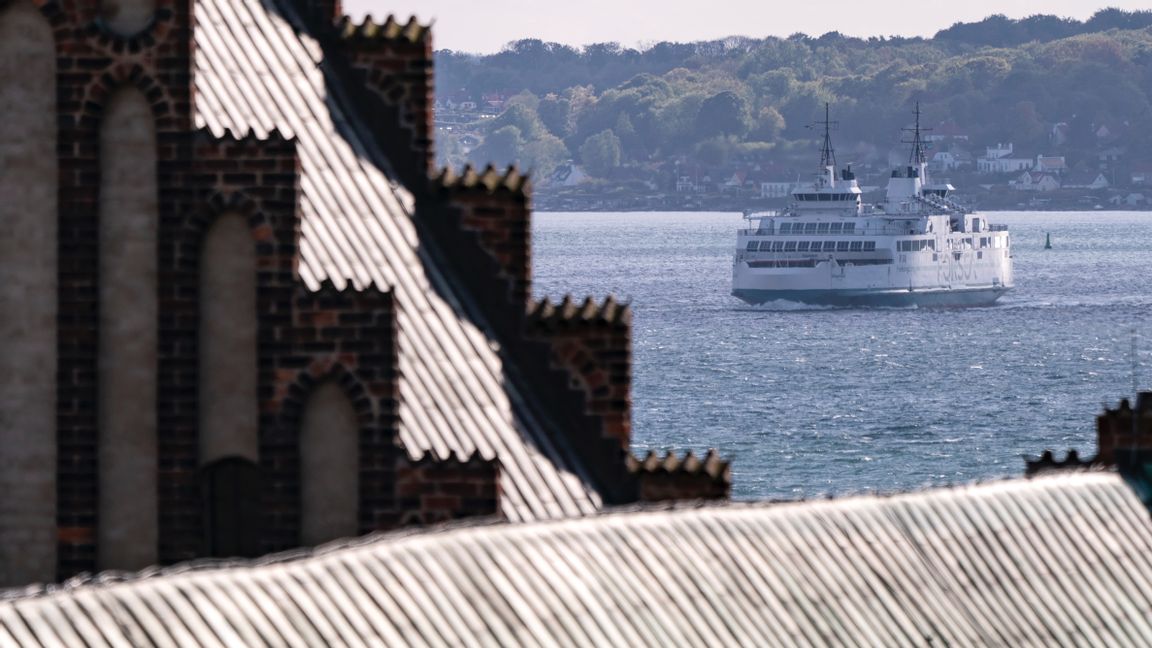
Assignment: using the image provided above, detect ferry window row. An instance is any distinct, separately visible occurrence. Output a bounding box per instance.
[747,240,876,252]
[778,222,857,235]
[897,239,935,252]
[793,193,859,202]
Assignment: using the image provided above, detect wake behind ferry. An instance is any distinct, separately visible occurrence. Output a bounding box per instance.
[732,104,1013,307]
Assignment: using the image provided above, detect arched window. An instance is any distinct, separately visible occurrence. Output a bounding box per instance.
[0,0,57,586]
[98,87,158,571]
[300,381,359,545]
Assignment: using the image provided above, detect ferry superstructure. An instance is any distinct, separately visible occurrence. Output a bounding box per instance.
[731,105,1013,307]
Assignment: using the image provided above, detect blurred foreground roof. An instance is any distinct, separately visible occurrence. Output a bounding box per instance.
[4,471,1151,646]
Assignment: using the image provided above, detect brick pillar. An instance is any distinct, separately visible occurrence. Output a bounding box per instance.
[1096,393,1152,465]
[526,296,632,449]
[628,451,731,502]
[336,15,433,189]
[298,0,342,27]
[432,166,532,308]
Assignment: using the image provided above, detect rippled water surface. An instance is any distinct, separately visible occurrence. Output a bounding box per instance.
[532,211,1152,499]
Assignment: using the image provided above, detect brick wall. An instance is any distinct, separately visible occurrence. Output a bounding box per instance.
[628,451,732,502]
[392,453,500,527]
[1096,393,1152,466]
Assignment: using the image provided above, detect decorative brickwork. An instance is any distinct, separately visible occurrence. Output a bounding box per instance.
[159,129,300,563]
[431,166,532,308]
[266,283,398,551]
[52,0,193,579]
[1025,392,1152,475]
[627,450,732,502]
[527,296,632,449]
[335,15,433,189]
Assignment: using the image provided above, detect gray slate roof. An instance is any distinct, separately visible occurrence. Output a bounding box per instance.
[193,0,600,521]
[4,472,1152,646]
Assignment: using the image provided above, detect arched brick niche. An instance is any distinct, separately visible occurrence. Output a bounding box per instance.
[299,380,360,546]
[97,86,159,571]
[0,0,57,588]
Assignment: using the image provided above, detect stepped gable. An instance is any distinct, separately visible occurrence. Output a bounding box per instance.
[194,0,601,522]
[627,450,732,501]
[5,473,1150,646]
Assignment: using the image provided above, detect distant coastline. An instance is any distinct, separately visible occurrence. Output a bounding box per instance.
[532,189,1152,213]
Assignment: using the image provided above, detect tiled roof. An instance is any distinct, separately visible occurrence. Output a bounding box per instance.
[4,472,1151,645]
[193,0,599,520]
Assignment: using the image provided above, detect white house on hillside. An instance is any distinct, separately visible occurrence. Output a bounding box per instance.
[1013,171,1060,191]
[978,143,1032,174]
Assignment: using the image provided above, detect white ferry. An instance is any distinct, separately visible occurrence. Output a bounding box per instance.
[732,105,1013,307]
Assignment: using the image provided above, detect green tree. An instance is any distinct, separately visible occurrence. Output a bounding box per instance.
[472,125,524,168]
[521,134,571,177]
[579,129,622,177]
[694,91,750,140]
[537,94,572,137]
[750,105,786,140]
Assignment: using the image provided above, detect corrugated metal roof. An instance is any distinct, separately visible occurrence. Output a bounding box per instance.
[192,0,600,521]
[4,473,1151,646]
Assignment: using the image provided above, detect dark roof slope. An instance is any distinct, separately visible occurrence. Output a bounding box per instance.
[5,472,1151,646]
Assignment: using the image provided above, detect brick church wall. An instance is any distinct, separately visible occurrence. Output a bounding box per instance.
[0,0,723,586]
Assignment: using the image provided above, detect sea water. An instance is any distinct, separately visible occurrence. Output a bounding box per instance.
[532,211,1152,499]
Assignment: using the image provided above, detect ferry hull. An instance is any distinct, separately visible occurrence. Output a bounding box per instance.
[731,286,1010,308]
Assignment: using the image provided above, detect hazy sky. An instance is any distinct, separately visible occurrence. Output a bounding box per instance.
[344,1,1150,53]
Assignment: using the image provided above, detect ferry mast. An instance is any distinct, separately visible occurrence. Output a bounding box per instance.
[813,102,838,185]
[902,101,932,180]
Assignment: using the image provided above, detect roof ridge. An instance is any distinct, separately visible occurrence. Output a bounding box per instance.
[336,14,429,44]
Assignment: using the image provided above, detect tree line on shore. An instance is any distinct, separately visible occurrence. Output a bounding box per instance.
[435,9,1152,183]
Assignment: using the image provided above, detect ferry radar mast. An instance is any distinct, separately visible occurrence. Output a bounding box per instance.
[810,102,838,186]
[902,101,932,180]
